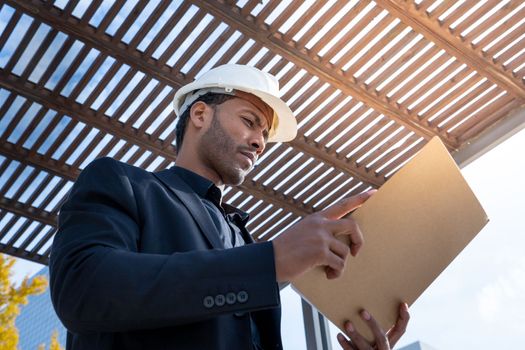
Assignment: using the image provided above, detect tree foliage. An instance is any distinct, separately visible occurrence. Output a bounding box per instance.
[38,330,64,350]
[0,253,48,349]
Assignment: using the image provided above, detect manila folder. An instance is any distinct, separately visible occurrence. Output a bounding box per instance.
[291,136,489,341]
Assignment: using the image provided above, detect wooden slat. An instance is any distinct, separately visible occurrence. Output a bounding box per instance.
[96,0,126,34]
[20,28,59,80]
[311,1,371,57]
[462,0,523,43]
[36,36,76,86]
[438,86,502,131]
[457,99,522,142]
[471,6,525,52]
[14,106,48,149]
[438,0,478,28]
[8,166,38,203]
[79,0,103,26]
[400,59,463,110]
[497,36,525,66]
[172,18,222,72]
[345,21,406,77]
[111,1,148,43]
[332,8,390,69]
[374,0,525,101]
[0,99,32,145]
[418,73,482,121]
[268,1,299,33]
[126,1,170,49]
[186,26,236,77]
[0,162,25,197]
[429,79,494,127]
[281,1,326,43]
[156,4,205,66]
[3,16,40,72]
[450,0,500,35]
[42,119,77,159]
[450,93,516,138]
[365,39,432,92]
[0,10,21,51]
[68,53,107,101]
[51,45,91,96]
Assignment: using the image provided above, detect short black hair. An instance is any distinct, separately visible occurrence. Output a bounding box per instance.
[174,93,236,153]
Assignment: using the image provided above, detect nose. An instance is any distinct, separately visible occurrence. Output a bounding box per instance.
[250,131,266,155]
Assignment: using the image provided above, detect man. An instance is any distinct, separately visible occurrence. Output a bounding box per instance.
[50,64,409,349]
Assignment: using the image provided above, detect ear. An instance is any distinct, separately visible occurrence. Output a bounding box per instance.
[188,101,212,130]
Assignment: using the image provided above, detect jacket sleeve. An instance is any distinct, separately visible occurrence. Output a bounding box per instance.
[49,158,280,334]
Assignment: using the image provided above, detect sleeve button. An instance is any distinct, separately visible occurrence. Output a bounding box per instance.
[215,294,226,307]
[203,296,215,309]
[226,292,237,305]
[237,290,248,303]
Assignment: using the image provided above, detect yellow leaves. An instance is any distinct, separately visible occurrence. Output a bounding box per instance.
[38,330,64,350]
[50,330,64,350]
[0,254,49,350]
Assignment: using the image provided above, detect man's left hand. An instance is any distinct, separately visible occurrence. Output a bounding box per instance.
[337,302,410,350]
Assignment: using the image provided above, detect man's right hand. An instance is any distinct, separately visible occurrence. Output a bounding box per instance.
[271,190,376,283]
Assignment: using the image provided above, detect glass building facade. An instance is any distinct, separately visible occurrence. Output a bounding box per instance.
[16,267,67,350]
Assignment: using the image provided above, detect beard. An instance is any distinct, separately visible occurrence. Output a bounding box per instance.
[198,112,254,186]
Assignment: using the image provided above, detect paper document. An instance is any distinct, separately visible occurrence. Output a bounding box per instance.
[292,136,489,341]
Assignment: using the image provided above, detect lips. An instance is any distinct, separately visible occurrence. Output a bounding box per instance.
[239,151,256,167]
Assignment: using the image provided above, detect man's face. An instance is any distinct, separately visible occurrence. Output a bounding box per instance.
[198,97,271,186]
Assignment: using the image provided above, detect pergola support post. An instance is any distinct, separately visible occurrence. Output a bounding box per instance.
[302,299,333,350]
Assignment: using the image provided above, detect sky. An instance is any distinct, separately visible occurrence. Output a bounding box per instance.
[10,126,525,350]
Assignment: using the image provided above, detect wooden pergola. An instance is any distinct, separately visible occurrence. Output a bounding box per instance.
[0,0,523,269]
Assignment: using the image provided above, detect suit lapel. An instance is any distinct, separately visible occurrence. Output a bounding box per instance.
[153,169,224,249]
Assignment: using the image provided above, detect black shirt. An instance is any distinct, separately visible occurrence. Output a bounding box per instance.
[171,166,249,248]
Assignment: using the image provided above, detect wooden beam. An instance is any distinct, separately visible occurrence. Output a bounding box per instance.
[374,0,525,101]
[0,142,78,181]
[0,197,56,227]
[192,0,458,150]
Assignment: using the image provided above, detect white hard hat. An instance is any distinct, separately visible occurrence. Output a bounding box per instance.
[173,64,297,143]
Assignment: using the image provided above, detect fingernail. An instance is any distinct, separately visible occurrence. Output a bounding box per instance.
[346,322,355,333]
[362,310,371,320]
[337,333,345,341]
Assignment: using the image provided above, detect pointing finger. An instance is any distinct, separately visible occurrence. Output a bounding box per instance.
[320,190,376,220]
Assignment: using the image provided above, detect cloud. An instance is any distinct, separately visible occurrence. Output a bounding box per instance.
[476,257,525,332]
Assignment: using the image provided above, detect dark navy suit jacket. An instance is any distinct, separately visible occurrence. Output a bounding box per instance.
[49,157,282,349]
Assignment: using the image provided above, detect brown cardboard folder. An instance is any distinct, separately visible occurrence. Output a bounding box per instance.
[291,136,489,341]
